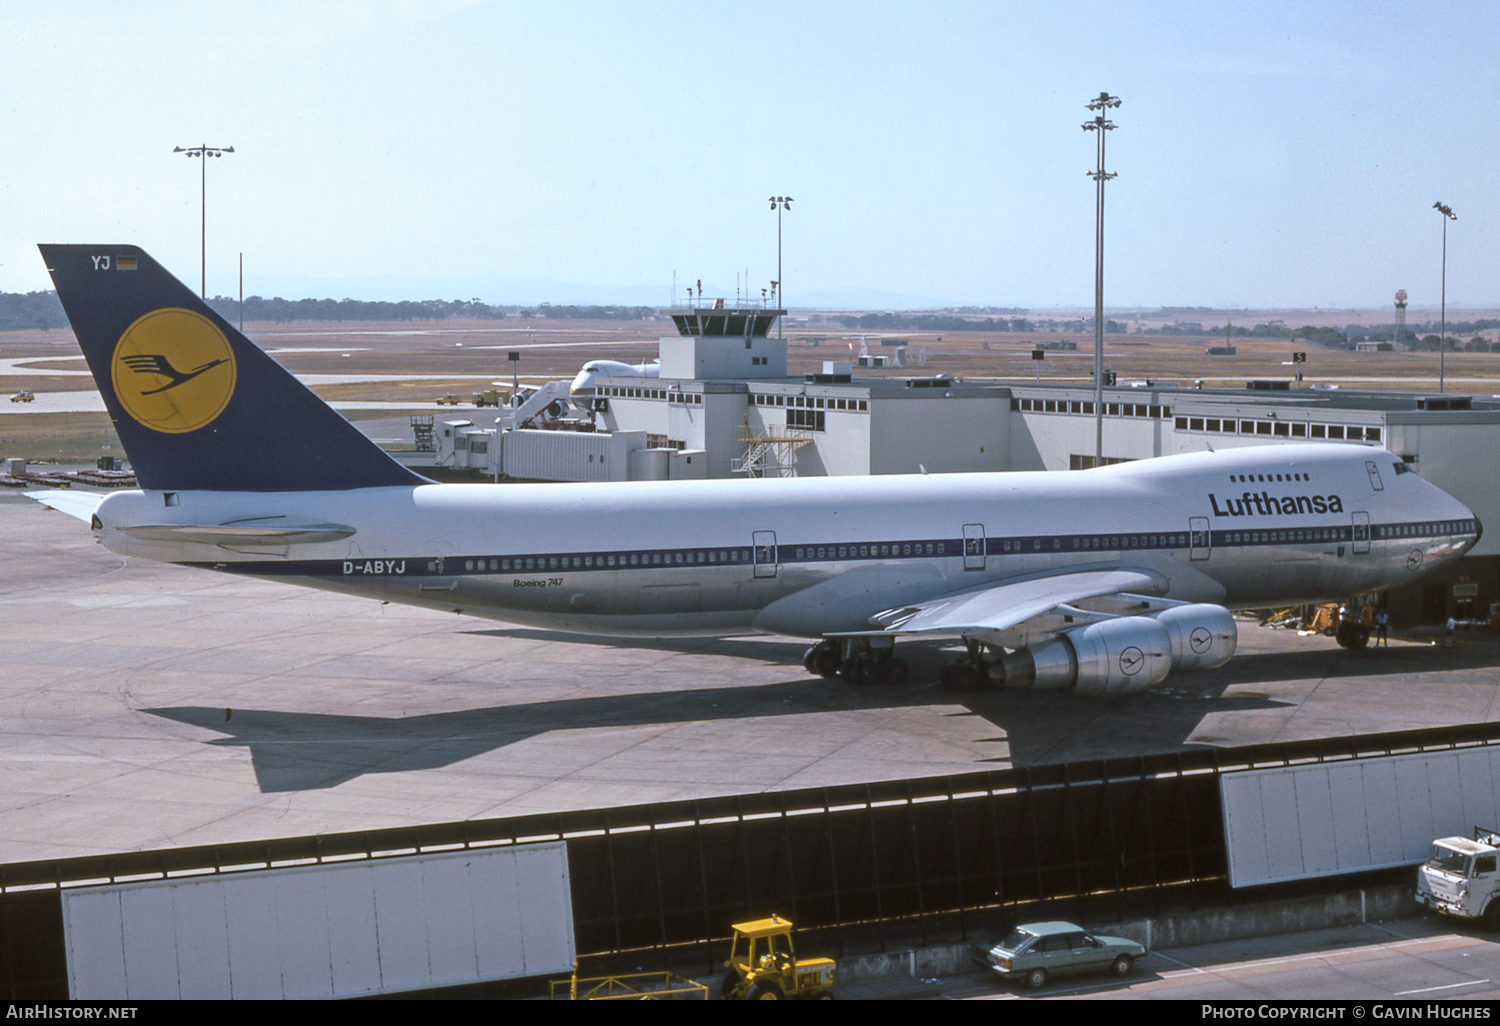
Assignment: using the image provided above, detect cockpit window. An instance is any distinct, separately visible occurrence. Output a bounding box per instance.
[1394,462,1413,475]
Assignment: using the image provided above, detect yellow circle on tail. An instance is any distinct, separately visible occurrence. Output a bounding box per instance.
[111,308,237,434]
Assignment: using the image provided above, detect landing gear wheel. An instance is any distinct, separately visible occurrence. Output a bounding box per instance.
[843,652,907,686]
[1111,954,1134,976]
[1335,620,1370,649]
[941,662,985,692]
[803,641,841,678]
[1025,967,1048,989]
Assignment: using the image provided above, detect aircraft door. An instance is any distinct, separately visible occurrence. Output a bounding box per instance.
[418,556,457,593]
[1351,512,1370,554]
[963,523,986,571]
[752,530,778,578]
[1190,517,1211,561]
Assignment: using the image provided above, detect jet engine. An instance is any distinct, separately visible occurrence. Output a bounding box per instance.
[1147,603,1237,672]
[997,617,1172,695]
[991,605,1236,695]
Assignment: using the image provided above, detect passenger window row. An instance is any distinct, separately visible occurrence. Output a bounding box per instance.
[423,519,1476,575]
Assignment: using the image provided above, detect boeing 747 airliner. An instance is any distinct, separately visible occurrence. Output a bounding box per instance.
[28,245,1482,695]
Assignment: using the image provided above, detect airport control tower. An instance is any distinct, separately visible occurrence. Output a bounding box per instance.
[658,298,788,379]
[1394,289,1408,347]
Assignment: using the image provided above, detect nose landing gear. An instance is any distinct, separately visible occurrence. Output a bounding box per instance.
[1335,605,1370,649]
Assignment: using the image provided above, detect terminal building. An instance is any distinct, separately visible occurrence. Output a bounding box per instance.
[426,304,1500,626]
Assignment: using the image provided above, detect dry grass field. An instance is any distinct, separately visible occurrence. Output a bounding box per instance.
[4,309,1500,463]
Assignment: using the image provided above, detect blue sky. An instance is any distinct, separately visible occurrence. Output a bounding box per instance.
[2,1,1496,309]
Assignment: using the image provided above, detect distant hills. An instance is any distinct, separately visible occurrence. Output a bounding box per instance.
[2,286,1497,334]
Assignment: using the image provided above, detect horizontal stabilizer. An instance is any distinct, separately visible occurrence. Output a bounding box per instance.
[119,522,356,545]
[24,490,105,523]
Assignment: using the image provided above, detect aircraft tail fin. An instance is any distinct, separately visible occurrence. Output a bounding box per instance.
[38,244,426,492]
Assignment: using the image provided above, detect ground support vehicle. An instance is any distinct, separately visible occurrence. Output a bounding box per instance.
[9,391,33,403]
[472,389,502,406]
[435,393,461,405]
[984,921,1145,989]
[1416,827,1500,922]
[721,915,835,1000]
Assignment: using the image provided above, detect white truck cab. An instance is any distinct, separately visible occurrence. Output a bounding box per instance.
[1415,828,1500,922]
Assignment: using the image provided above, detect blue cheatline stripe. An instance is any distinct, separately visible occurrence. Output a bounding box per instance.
[178,517,1477,578]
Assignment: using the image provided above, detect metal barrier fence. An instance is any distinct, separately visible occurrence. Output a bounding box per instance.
[565,766,1224,957]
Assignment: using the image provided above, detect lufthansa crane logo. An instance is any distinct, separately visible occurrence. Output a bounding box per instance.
[111,308,236,433]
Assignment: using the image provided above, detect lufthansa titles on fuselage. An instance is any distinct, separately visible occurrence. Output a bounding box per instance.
[1208,491,1344,517]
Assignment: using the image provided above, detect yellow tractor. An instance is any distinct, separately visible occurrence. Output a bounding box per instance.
[720,915,835,1000]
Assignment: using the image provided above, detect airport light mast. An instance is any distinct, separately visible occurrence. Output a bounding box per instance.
[173,144,235,298]
[1083,93,1119,466]
[769,196,792,338]
[1434,201,1456,394]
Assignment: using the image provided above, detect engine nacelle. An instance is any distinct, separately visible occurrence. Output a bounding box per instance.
[1148,603,1237,672]
[996,616,1173,695]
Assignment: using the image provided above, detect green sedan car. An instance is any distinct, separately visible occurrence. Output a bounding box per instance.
[985,921,1145,989]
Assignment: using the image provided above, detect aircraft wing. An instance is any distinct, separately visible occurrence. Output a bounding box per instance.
[842,567,1169,639]
[25,489,105,523]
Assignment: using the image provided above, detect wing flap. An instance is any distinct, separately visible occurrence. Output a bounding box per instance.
[837,567,1168,638]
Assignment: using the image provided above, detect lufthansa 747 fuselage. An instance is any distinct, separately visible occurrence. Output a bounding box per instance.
[29,243,1483,696]
[84,443,1476,639]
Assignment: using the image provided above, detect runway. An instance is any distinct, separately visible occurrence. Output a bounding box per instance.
[4,488,1498,865]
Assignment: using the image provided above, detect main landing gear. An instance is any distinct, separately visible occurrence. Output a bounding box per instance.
[938,638,993,692]
[803,638,908,686]
[802,637,988,689]
[802,639,843,678]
